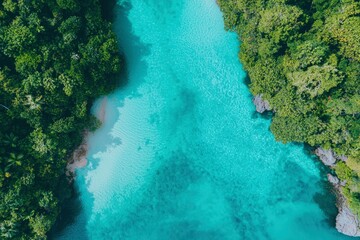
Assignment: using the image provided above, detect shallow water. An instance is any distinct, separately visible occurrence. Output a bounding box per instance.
[55,0,352,239]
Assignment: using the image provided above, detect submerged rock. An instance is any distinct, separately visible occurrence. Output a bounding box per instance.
[327,174,360,237]
[253,94,271,113]
[315,147,337,167]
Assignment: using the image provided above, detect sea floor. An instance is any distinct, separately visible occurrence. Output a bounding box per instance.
[55,0,352,239]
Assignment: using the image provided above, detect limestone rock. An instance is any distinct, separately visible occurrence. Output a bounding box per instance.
[315,147,337,167]
[336,154,349,162]
[327,174,360,237]
[253,94,271,113]
[336,196,360,237]
[327,174,340,185]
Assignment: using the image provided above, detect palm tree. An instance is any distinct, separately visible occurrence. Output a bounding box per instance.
[5,153,23,172]
[24,95,43,110]
[3,133,18,149]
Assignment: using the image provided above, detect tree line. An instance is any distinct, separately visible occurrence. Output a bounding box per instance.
[0,0,121,238]
[218,0,360,214]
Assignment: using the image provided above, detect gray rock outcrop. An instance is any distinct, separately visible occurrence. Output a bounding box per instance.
[315,147,337,167]
[253,94,271,113]
[327,174,360,237]
[336,202,360,237]
[328,174,340,185]
[315,147,349,167]
[337,154,349,162]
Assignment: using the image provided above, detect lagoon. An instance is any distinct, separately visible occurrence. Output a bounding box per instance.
[55,0,351,239]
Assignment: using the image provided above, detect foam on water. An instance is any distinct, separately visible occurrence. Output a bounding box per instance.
[55,0,353,239]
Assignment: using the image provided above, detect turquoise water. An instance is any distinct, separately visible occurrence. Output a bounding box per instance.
[55,0,352,239]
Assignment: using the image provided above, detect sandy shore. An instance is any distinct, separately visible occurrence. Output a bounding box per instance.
[66,97,108,181]
[97,97,108,124]
[66,131,89,180]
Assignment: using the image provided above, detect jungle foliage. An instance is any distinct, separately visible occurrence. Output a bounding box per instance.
[0,0,121,238]
[219,0,360,213]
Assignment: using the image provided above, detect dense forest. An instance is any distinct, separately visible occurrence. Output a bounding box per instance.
[219,0,360,216]
[0,0,121,239]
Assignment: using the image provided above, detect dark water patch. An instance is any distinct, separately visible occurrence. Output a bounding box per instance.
[313,185,338,228]
[49,186,84,239]
[252,110,274,120]
[99,0,117,21]
[269,160,317,203]
[242,74,252,86]
[113,2,151,98]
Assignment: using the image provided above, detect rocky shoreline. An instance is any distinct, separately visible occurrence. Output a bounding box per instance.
[253,94,360,237]
[327,174,360,237]
[253,94,271,113]
[316,148,360,237]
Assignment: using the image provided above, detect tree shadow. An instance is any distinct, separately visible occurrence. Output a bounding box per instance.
[50,1,151,238]
[99,0,117,22]
[49,186,84,239]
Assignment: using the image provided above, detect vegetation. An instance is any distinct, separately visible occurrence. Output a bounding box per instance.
[0,0,121,239]
[218,0,360,214]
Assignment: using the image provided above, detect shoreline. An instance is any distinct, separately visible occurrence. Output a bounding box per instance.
[66,131,89,182]
[253,95,360,237]
[66,97,108,181]
[97,96,108,124]
[327,174,360,237]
